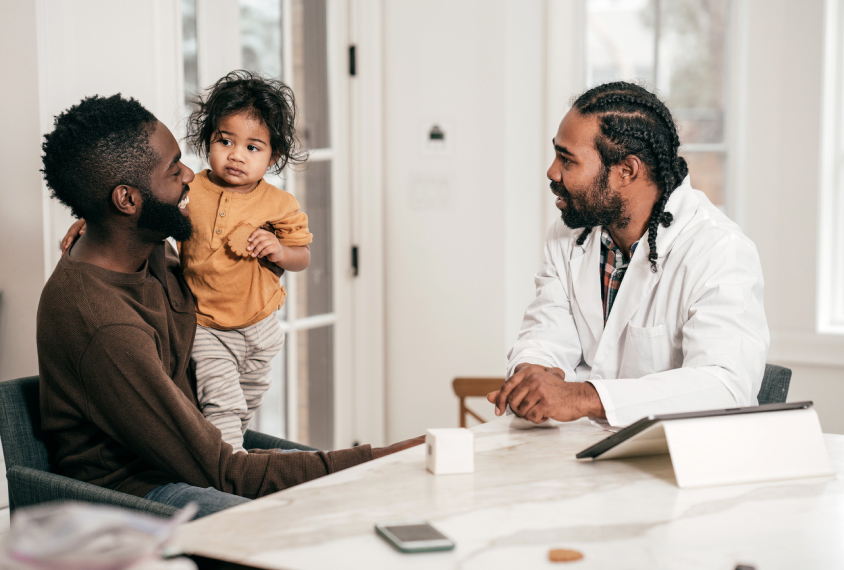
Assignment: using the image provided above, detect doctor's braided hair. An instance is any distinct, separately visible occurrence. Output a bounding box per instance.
[571,82,688,272]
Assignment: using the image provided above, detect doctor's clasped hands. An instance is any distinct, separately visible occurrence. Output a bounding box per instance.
[488,363,606,424]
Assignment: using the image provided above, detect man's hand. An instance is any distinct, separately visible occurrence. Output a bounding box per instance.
[371,435,425,459]
[486,363,605,424]
[61,219,86,255]
[488,363,563,417]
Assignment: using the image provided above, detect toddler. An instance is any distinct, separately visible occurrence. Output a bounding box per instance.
[182,70,312,452]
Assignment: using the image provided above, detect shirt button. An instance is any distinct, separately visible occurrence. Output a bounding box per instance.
[220,212,226,217]
[215,229,221,234]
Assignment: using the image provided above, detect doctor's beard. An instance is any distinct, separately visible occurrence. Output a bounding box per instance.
[551,166,629,230]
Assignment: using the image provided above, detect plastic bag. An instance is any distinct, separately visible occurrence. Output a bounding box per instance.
[0,501,197,570]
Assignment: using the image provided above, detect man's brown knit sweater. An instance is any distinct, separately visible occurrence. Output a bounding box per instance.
[37,242,372,499]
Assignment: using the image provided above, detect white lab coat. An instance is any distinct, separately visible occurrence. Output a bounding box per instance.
[507,177,770,427]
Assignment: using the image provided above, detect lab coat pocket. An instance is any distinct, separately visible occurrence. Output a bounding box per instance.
[620,324,672,378]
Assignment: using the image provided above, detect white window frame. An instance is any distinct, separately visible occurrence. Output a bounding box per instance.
[818,0,844,334]
[345,0,386,447]
[272,0,340,445]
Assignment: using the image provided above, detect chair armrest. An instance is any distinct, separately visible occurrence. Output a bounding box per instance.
[6,465,179,517]
[243,429,319,452]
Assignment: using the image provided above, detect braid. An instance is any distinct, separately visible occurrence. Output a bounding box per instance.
[576,227,593,245]
[647,188,672,268]
[572,82,688,272]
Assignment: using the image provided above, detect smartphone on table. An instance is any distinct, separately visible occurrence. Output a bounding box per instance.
[375,520,455,553]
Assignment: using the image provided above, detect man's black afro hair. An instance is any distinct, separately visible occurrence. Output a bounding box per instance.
[41,94,159,224]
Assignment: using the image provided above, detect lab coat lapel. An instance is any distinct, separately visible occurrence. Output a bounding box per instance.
[569,229,604,344]
[597,177,698,354]
[600,248,662,351]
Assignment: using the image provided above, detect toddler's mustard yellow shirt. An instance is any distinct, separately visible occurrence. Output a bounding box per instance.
[180,170,312,330]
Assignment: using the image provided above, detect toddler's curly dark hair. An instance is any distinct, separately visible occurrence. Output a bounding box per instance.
[187,70,308,174]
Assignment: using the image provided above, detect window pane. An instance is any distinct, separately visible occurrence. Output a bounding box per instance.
[587,0,656,87]
[681,151,724,206]
[297,325,334,449]
[291,0,330,149]
[240,0,283,79]
[295,161,333,316]
[251,334,287,438]
[277,272,288,320]
[182,0,198,121]
[658,0,729,144]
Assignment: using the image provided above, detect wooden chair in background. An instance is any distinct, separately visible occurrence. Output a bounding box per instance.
[452,377,505,428]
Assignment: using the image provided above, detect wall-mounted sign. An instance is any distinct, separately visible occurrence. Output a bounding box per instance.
[421,121,452,157]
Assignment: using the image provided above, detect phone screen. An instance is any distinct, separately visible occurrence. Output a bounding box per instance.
[383,524,447,543]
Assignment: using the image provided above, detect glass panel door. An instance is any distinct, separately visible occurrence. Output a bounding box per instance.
[242,0,336,450]
[184,0,339,450]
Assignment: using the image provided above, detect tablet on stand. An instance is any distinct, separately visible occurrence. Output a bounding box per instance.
[576,402,833,488]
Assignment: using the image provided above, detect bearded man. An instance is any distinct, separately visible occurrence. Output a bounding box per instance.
[489,82,770,427]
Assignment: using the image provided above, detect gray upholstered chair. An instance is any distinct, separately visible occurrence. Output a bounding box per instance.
[0,375,316,516]
[758,363,792,405]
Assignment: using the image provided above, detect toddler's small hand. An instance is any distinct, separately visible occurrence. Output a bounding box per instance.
[247,228,283,262]
[61,219,86,255]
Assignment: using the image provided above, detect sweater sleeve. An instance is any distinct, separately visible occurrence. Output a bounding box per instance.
[78,325,371,499]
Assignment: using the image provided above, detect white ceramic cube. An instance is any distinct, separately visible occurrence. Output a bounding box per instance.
[425,428,474,475]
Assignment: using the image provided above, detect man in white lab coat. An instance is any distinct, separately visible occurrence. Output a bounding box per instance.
[489,82,769,427]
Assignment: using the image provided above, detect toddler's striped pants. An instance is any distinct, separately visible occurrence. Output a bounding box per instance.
[192,312,284,453]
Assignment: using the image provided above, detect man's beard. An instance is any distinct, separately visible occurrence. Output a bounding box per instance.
[551,166,628,230]
[137,185,193,241]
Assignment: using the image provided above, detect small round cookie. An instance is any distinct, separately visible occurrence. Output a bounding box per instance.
[227,223,257,257]
[548,548,583,563]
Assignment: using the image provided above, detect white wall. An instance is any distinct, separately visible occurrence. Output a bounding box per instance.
[0,0,44,525]
[742,0,844,434]
[0,0,185,517]
[0,0,187,364]
[382,0,553,440]
[37,0,184,274]
[0,0,219,380]
[0,0,45,383]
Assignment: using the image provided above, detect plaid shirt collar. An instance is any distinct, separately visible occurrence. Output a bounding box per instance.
[599,229,639,325]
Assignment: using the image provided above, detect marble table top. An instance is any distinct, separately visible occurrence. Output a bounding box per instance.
[172,416,844,569]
